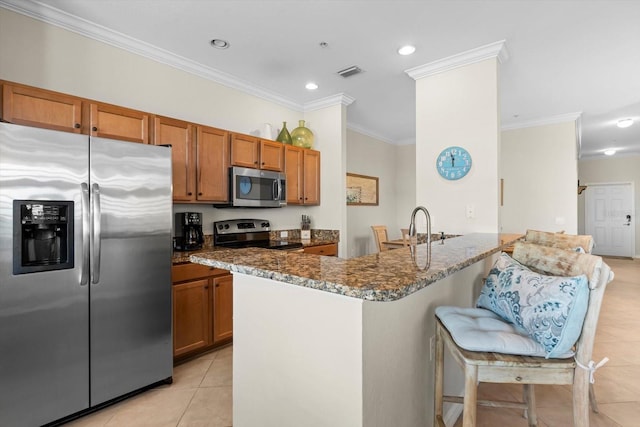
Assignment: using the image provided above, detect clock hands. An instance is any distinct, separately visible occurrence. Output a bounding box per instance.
[451,154,455,167]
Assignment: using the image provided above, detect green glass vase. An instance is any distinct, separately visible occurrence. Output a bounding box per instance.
[291,120,314,149]
[276,121,292,144]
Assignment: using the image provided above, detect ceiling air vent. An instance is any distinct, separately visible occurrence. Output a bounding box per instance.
[337,65,363,78]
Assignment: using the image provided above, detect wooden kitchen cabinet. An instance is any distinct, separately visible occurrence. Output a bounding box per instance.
[285,145,320,205]
[1,81,83,133]
[0,80,152,144]
[196,125,230,202]
[173,279,210,357]
[230,133,259,168]
[154,120,229,203]
[304,243,338,257]
[154,116,195,202]
[172,263,233,360]
[89,102,150,144]
[212,274,233,343]
[230,133,283,171]
[259,139,284,171]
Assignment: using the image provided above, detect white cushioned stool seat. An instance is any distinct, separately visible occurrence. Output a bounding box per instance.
[435,306,574,359]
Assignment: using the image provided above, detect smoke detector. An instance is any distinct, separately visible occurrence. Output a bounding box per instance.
[337,65,363,78]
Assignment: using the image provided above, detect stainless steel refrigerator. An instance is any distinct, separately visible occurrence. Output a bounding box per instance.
[0,122,173,426]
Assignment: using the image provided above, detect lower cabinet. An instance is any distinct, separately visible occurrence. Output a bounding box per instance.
[172,263,233,360]
[303,243,338,257]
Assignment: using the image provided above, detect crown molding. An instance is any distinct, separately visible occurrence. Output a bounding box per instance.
[347,123,394,145]
[0,0,302,112]
[304,93,355,112]
[405,40,508,80]
[501,112,583,131]
[395,137,416,146]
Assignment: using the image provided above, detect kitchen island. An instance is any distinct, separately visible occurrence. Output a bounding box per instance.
[190,233,522,427]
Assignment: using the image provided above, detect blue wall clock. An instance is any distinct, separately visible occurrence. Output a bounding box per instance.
[436,146,472,180]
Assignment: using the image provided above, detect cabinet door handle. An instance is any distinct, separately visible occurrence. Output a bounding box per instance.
[215,284,219,288]
[187,192,193,196]
[198,192,203,196]
[92,126,98,131]
[204,285,209,289]
[74,123,81,129]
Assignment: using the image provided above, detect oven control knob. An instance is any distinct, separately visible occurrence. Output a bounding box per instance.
[217,224,223,230]
[224,224,230,229]
[262,222,270,228]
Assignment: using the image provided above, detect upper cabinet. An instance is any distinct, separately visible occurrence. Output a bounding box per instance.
[153,116,195,202]
[196,125,229,202]
[1,82,82,133]
[285,145,320,205]
[89,102,150,144]
[153,117,229,203]
[230,133,283,172]
[259,139,285,171]
[0,81,151,143]
[2,80,322,207]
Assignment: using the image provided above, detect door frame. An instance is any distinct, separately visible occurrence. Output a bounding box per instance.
[584,181,636,258]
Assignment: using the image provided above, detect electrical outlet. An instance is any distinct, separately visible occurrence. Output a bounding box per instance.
[466,204,475,219]
[429,335,435,361]
[280,231,288,238]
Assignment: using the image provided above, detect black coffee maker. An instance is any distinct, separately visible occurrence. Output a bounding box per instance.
[174,212,204,251]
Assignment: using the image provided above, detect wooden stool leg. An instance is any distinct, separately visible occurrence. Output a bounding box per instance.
[462,364,478,427]
[589,384,599,413]
[434,323,445,427]
[573,370,590,427]
[523,384,537,427]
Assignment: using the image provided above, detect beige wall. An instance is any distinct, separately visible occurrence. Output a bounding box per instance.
[0,8,346,242]
[415,59,500,235]
[578,156,640,257]
[500,122,578,234]
[346,129,399,257]
[395,144,417,236]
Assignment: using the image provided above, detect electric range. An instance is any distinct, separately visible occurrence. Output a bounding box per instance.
[213,219,304,251]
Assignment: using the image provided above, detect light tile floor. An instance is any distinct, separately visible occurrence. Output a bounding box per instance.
[66,346,232,427]
[66,257,639,427]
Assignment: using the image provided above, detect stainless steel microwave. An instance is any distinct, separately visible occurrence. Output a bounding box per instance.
[222,167,286,208]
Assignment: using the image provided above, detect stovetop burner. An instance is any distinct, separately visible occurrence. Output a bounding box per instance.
[213,219,303,251]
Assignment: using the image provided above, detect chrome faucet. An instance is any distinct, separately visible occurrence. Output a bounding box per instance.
[408,206,431,270]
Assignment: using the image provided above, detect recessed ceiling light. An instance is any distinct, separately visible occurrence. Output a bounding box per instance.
[305,82,318,90]
[210,39,230,49]
[398,45,416,56]
[617,118,634,128]
[604,149,616,156]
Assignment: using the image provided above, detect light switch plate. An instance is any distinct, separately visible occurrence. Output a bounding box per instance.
[280,231,288,238]
[466,204,475,219]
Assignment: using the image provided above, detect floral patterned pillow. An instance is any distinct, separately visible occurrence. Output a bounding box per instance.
[477,253,590,358]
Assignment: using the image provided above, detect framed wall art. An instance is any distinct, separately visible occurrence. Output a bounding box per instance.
[346,173,379,206]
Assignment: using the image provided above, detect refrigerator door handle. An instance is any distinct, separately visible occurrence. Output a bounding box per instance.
[81,183,90,286]
[91,183,102,284]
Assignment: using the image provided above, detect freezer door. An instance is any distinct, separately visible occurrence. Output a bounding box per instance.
[89,137,173,405]
[0,123,90,426]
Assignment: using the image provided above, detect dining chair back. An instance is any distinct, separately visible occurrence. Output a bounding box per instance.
[371,225,389,252]
[525,229,594,253]
[400,228,410,246]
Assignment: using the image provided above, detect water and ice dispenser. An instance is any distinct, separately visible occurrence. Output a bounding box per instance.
[13,200,74,274]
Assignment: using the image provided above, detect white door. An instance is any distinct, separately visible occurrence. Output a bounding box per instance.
[585,183,634,257]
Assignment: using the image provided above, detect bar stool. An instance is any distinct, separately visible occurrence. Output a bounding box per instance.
[434,242,613,427]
